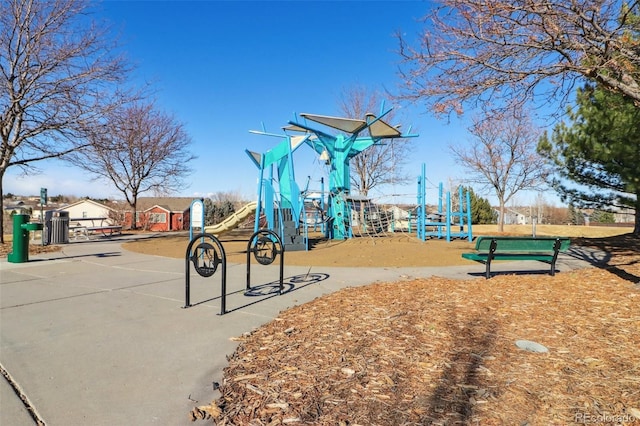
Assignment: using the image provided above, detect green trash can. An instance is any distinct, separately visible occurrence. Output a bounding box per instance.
[8,214,44,263]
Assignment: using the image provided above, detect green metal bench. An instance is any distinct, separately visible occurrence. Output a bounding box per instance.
[462,236,571,279]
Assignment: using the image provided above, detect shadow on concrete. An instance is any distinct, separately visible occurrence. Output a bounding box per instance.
[24,251,122,262]
[188,273,330,314]
[569,234,640,284]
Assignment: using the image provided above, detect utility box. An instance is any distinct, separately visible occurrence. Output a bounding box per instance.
[8,214,44,263]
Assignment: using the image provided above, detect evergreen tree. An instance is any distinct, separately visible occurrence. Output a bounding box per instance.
[568,204,585,226]
[539,84,640,235]
[462,186,496,224]
[590,210,615,224]
[205,199,235,226]
[203,198,215,227]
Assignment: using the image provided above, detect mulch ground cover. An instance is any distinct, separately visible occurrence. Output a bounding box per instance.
[191,235,640,425]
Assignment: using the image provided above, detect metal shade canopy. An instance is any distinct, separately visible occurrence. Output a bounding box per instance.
[365,113,402,138]
[299,113,366,134]
[282,123,310,133]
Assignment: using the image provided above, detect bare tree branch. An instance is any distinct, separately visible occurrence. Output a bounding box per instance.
[0,0,132,241]
[397,0,640,116]
[450,109,549,231]
[337,86,414,197]
[72,101,196,228]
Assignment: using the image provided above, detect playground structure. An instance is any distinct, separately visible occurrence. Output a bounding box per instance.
[246,103,418,249]
[415,163,473,242]
[331,163,473,242]
[237,104,473,248]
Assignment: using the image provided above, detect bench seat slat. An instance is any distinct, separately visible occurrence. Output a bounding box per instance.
[462,253,555,262]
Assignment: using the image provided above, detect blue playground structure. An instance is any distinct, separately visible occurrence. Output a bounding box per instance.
[244,112,473,248]
[415,163,473,242]
[246,133,311,251]
[246,103,418,249]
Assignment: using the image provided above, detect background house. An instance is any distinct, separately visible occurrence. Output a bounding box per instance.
[125,197,194,231]
[496,207,528,225]
[4,200,60,223]
[4,200,35,216]
[57,199,117,227]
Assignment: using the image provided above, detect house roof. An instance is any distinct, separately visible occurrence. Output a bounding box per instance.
[60,199,116,212]
[136,197,196,213]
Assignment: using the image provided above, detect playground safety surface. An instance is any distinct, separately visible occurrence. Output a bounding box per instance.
[123,229,476,268]
[2,231,639,425]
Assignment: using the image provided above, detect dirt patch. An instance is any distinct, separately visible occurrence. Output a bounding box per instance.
[121,224,632,268]
[123,230,476,267]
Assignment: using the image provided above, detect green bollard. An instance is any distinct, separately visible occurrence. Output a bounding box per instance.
[8,214,44,263]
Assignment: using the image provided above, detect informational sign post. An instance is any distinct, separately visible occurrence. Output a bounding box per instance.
[40,187,47,246]
[40,187,47,206]
[189,198,205,240]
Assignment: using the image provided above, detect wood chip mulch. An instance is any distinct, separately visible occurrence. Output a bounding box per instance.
[190,263,640,425]
[0,241,61,257]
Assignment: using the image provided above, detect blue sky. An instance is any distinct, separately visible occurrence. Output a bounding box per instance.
[6,1,556,206]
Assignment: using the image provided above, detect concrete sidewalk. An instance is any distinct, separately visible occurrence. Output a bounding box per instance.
[1,235,592,426]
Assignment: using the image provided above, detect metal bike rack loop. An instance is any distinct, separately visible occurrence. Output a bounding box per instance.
[246,229,285,294]
[184,233,227,315]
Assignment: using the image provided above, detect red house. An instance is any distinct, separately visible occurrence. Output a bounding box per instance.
[124,197,195,231]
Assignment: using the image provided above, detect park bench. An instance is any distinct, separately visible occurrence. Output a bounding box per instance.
[462,236,571,279]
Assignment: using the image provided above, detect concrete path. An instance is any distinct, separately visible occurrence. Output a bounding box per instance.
[1,235,593,426]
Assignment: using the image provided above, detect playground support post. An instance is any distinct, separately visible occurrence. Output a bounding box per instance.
[415,162,473,242]
[417,163,427,241]
[446,190,451,241]
[466,190,473,242]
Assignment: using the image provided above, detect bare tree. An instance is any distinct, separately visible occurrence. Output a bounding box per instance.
[451,110,548,232]
[75,101,195,228]
[337,86,414,197]
[0,0,131,242]
[397,1,640,116]
[210,190,248,209]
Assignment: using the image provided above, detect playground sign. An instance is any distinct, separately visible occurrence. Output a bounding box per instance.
[40,187,47,206]
[189,198,204,240]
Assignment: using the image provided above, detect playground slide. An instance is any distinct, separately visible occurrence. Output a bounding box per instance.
[204,201,257,235]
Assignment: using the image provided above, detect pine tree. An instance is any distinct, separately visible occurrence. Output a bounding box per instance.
[462,186,496,224]
[590,210,615,224]
[539,84,640,235]
[567,204,585,226]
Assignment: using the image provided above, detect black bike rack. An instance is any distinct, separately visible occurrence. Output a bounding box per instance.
[246,229,285,294]
[184,233,227,315]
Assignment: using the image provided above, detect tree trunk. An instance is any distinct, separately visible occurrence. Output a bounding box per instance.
[0,173,4,244]
[498,201,505,233]
[634,190,640,237]
[129,199,138,230]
